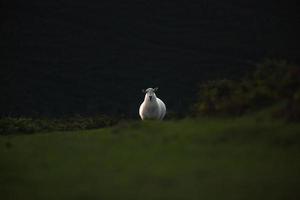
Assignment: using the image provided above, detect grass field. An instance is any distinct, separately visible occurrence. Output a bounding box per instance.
[1,116,300,200]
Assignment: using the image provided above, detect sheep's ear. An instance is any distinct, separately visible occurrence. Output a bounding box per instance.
[142,89,146,93]
[154,87,159,92]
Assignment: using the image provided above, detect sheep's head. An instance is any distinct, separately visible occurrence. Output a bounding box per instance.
[142,87,158,102]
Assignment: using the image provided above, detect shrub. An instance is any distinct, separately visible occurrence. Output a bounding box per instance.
[192,59,300,120]
[0,115,118,135]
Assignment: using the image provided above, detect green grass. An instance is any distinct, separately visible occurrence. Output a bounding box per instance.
[1,117,300,200]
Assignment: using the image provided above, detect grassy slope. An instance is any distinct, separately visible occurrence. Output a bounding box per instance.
[1,117,300,200]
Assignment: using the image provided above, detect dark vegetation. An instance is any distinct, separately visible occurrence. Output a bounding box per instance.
[1,59,299,134]
[193,59,300,120]
[0,115,117,135]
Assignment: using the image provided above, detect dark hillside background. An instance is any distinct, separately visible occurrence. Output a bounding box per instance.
[1,0,299,118]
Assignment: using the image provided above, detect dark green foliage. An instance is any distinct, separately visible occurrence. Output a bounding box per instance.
[0,115,118,135]
[193,59,300,120]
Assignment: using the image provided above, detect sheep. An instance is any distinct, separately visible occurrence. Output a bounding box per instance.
[139,87,166,120]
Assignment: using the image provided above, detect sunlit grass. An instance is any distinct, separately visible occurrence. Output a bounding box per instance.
[1,116,300,200]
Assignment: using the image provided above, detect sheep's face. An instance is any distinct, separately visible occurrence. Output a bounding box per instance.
[142,87,158,102]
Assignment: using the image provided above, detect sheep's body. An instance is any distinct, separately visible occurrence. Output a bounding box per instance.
[139,88,166,120]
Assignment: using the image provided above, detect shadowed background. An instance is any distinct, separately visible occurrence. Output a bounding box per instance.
[1,0,299,117]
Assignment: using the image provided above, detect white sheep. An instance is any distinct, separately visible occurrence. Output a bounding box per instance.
[139,87,166,120]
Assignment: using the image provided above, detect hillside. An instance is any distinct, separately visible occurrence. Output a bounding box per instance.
[1,117,300,200]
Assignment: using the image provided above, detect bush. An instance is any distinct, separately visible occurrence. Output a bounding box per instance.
[192,59,300,120]
[0,115,118,135]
